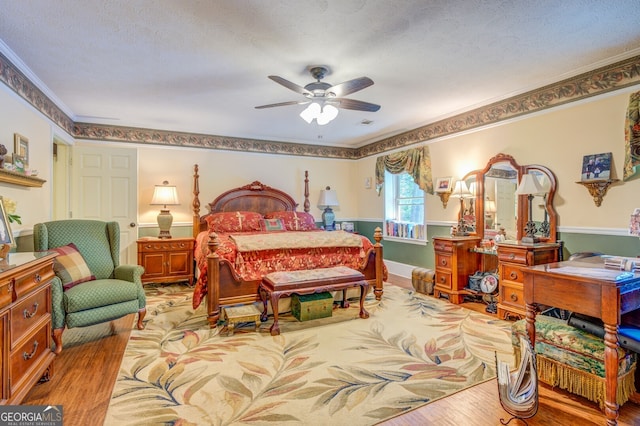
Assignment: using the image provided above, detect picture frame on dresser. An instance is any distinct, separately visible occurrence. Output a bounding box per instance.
[0,197,15,246]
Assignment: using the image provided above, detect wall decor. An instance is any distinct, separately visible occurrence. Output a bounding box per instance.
[13,133,29,167]
[435,176,453,192]
[12,154,25,173]
[0,197,15,247]
[581,152,612,181]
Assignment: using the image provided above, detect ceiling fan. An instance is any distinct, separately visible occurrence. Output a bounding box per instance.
[255,66,380,124]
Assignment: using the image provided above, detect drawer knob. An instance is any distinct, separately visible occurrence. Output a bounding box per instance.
[440,276,446,283]
[23,302,39,319]
[509,253,515,260]
[509,271,518,280]
[34,273,41,283]
[510,293,518,302]
[440,259,447,266]
[23,341,38,360]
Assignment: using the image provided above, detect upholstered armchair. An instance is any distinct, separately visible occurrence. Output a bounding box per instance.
[33,220,146,354]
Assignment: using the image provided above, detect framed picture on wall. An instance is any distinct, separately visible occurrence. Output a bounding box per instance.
[0,197,15,247]
[434,177,453,192]
[13,133,29,167]
[581,152,612,181]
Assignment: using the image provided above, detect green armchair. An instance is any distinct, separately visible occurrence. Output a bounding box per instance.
[33,220,146,354]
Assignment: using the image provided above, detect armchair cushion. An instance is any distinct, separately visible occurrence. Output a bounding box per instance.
[50,243,95,290]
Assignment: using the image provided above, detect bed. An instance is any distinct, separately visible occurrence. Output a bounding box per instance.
[191,165,385,328]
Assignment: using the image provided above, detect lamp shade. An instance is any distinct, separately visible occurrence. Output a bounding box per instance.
[151,181,180,207]
[516,174,544,195]
[450,180,473,198]
[485,199,497,213]
[318,188,339,207]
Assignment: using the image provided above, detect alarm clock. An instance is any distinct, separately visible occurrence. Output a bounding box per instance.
[480,273,499,294]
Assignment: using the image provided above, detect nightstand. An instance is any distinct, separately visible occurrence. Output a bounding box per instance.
[137,237,195,285]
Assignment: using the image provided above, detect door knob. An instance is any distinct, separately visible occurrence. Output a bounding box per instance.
[130,222,136,227]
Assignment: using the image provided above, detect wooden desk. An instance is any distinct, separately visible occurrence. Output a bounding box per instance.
[523,257,640,426]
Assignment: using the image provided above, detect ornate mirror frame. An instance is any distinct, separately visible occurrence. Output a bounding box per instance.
[461,153,557,242]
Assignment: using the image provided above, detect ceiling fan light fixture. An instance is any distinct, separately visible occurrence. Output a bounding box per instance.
[300,102,339,125]
[317,104,339,125]
[300,102,321,123]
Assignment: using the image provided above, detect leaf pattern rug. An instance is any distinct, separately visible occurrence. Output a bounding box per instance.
[104,284,515,425]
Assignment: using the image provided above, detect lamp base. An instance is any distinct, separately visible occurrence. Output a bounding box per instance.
[157,209,174,239]
[322,207,335,231]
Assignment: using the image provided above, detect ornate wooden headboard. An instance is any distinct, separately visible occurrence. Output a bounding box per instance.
[192,165,310,236]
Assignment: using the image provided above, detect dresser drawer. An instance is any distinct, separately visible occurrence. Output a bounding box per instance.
[435,253,453,271]
[499,281,524,310]
[435,271,452,290]
[11,286,50,343]
[500,264,524,284]
[13,262,54,300]
[10,322,50,393]
[433,239,453,253]
[138,239,194,252]
[497,249,527,265]
[0,277,13,309]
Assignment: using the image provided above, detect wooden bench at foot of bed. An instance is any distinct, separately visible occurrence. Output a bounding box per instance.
[259,266,370,336]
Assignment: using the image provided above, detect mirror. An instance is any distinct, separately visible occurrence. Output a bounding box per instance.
[463,154,557,242]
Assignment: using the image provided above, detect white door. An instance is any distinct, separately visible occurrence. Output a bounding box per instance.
[71,144,138,264]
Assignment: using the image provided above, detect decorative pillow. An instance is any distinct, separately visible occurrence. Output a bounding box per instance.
[205,211,264,233]
[262,218,286,231]
[50,243,95,290]
[265,211,317,231]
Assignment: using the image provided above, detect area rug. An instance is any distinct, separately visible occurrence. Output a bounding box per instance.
[104,284,515,425]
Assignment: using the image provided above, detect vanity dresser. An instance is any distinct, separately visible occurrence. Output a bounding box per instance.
[434,154,560,314]
[0,251,57,404]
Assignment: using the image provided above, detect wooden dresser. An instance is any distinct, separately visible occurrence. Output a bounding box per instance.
[496,241,559,320]
[137,237,195,285]
[433,236,481,304]
[0,252,57,404]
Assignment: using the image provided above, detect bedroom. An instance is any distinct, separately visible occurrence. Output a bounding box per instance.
[1,2,640,425]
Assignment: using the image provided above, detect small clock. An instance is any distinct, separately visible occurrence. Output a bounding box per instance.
[480,273,499,294]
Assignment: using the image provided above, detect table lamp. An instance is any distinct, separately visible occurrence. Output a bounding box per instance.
[151,181,180,239]
[516,173,544,243]
[318,186,339,230]
[450,180,473,236]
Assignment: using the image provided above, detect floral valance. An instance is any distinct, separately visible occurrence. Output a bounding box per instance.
[624,90,640,181]
[375,145,433,195]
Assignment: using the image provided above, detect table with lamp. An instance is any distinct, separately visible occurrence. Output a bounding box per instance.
[137,180,195,285]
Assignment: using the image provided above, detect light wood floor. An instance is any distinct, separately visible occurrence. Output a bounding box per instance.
[23,276,640,425]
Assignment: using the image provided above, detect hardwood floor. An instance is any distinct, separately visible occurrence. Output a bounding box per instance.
[22,277,640,425]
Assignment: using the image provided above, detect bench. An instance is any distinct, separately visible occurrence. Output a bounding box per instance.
[259,266,370,336]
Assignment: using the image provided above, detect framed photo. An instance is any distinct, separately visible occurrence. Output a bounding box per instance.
[434,177,453,193]
[13,133,29,167]
[0,197,15,247]
[581,152,612,181]
[12,155,25,173]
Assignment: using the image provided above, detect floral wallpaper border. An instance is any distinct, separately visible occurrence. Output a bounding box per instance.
[1,51,639,160]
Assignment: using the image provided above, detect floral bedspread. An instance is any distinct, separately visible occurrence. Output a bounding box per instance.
[192,230,376,309]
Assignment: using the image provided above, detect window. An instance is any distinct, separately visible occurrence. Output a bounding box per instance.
[384,171,426,241]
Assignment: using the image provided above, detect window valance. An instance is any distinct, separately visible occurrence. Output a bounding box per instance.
[375,145,433,195]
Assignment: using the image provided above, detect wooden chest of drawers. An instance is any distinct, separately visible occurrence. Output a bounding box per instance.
[0,252,57,404]
[496,241,559,320]
[137,237,195,285]
[432,236,481,304]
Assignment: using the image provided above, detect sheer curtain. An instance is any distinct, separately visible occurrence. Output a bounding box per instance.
[375,145,433,195]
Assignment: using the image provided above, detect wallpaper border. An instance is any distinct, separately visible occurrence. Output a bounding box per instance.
[1,51,639,160]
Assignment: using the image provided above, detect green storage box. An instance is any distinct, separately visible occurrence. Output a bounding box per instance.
[291,292,333,321]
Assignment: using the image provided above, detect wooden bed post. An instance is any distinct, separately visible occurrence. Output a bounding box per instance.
[304,170,310,213]
[206,232,221,327]
[192,164,201,238]
[373,227,384,300]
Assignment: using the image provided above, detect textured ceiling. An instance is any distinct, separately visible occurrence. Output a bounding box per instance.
[1,1,640,148]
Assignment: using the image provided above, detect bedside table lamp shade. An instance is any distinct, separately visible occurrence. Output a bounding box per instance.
[516,173,544,243]
[318,187,339,231]
[151,181,180,239]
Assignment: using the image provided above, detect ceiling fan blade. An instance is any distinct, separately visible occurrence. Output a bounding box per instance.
[328,77,374,97]
[333,98,381,112]
[255,100,310,109]
[268,75,312,96]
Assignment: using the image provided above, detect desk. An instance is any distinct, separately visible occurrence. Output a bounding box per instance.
[523,257,640,425]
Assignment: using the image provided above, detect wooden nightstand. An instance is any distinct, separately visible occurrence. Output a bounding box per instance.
[137,237,195,285]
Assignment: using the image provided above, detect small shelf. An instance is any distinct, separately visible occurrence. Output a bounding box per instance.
[0,168,46,188]
[575,179,619,207]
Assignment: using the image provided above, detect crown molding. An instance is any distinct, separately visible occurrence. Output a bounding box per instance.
[1,50,639,160]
